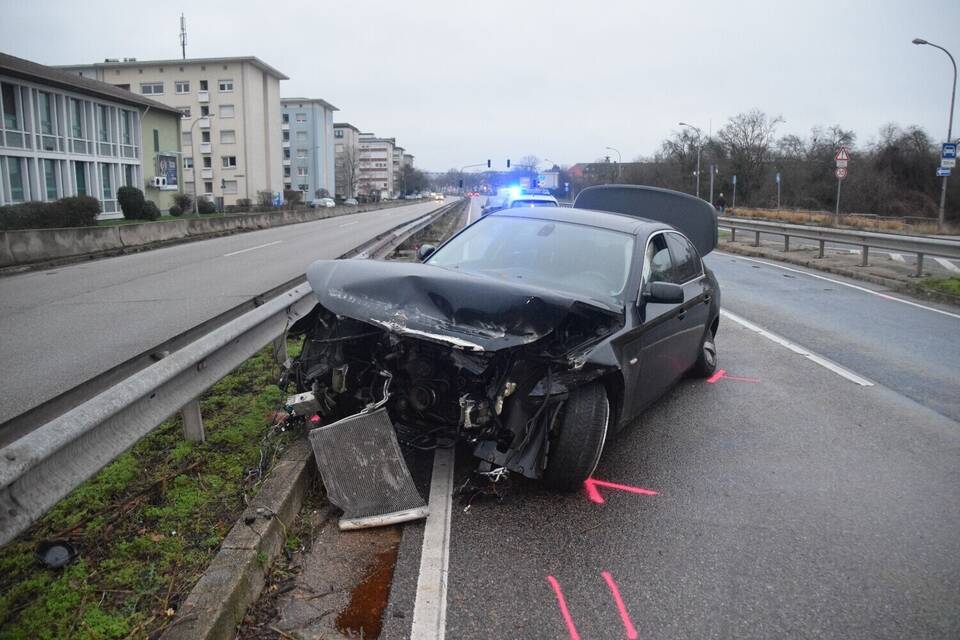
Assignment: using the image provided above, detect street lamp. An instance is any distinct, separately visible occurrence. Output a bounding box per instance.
[605,146,622,180]
[913,38,957,230]
[189,112,214,215]
[679,122,703,199]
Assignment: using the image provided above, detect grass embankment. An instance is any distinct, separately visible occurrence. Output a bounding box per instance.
[729,207,959,235]
[0,340,301,639]
[921,277,960,297]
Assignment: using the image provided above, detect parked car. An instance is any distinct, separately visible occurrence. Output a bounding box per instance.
[508,194,559,208]
[289,185,720,500]
[310,198,335,209]
[343,198,358,206]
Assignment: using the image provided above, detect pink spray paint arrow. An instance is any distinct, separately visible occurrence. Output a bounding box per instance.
[584,478,658,504]
[706,369,760,384]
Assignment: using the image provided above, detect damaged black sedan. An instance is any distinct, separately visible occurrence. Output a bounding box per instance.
[286,185,720,527]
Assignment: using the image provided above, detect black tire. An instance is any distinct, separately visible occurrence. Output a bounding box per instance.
[688,325,718,378]
[543,382,610,492]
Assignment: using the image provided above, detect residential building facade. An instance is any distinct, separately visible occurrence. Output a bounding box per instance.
[57,56,287,207]
[392,146,404,195]
[281,98,336,198]
[358,133,395,198]
[333,122,360,199]
[1,52,182,218]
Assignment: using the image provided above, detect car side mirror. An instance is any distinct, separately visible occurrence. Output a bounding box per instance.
[417,244,437,261]
[641,281,684,304]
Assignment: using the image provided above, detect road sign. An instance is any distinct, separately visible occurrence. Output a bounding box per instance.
[943,143,957,159]
[835,167,848,179]
[835,147,850,162]
[943,159,957,168]
[775,172,781,184]
[732,175,737,185]
[936,167,952,177]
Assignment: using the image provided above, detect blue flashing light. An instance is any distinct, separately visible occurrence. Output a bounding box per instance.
[509,187,522,200]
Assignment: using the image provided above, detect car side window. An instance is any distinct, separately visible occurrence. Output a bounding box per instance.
[665,233,703,283]
[642,234,674,284]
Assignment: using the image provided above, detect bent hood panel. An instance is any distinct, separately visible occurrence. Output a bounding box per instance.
[305,259,619,351]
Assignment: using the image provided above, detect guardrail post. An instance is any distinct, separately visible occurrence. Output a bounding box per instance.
[272,334,288,366]
[916,253,924,277]
[817,239,825,259]
[783,235,790,252]
[181,400,205,442]
[754,231,760,247]
[730,227,736,243]
[861,245,869,267]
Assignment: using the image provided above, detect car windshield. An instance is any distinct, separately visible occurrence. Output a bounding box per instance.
[510,199,557,207]
[427,216,634,308]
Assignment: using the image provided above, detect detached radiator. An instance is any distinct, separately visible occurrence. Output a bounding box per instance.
[308,408,429,530]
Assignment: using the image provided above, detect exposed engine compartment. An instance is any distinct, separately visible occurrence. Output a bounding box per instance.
[285,302,621,478]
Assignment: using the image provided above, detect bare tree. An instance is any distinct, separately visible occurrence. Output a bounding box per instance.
[717,109,784,203]
[336,146,360,198]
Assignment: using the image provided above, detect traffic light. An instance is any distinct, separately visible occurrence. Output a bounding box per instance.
[458,179,464,189]
[506,159,511,168]
[487,159,491,168]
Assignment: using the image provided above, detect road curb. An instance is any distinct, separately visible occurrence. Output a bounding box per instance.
[719,241,960,307]
[160,440,315,640]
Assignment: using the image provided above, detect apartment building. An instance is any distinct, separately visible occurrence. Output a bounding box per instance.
[358,133,395,198]
[0,52,182,218]
[58,56,287,206]
[333,123,360,199]
[392,145,404,195]
[281,98,336,198]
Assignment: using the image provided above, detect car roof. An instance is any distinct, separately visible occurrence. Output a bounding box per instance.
[488,206,668,236]
[511,194,557,201]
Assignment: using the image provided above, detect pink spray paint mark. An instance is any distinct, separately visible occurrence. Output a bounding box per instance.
[602,571,639,639]
[546,576,582,640]
[585,478,659,504]
[706,369,760,384]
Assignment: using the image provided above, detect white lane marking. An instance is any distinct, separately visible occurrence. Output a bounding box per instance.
[721,309,874,387]
[716,251,960,320]
[222,240,282,257]
[410,446,455,640]
[890,253,906,263]
[934,257,960,274]
[339,220,359,228]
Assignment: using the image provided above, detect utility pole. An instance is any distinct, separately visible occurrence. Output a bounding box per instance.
[605,147,622,181]
[679,122,703,199]
[180,14,187,60]
[732,175,737,209]
[912,38,956,231]
[776,172,781,209]
[709,164,717,207]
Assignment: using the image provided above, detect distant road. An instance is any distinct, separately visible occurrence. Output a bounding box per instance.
[0,200,448,424]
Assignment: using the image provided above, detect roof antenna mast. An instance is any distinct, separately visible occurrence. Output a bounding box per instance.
[180,14,187,60]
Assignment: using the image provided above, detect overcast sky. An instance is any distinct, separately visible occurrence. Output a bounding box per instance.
[3,0,958,171]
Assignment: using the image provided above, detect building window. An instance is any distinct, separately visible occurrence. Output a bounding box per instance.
[183,157,193,169]
[283,148,290,159]
[282,113,289,124]
[177,106,191,118]
[298,184,309,192]
[38,91,54,135]
[283,166,291,177]
[75,161,87,196]
[223,180,238,195]
[152,129,159,153]
[204,181,213,193]
[182,131,192,146]
[201,130,211,143]
[222,155,237,168]
[199,80,208,90]
[43,159,58,200]
[101,164,113,200]
[141,82,164,95]
[296,148,307,159]
[297,166,308,176]
[202,156,212,169]
[97,105,110,142]
[334,129,343,138]
[218,79,234,92]
[69,98,84,138]
[220,129,236,144]
[175,80,190,94]
[296,130,307,141]
[124,164,136,187]
[219,104,235,118]
[1,82,21,130]
[6,157,25,201]
[282,131,290,142]
[200,105,210,117]
[295,113,306,123]
[120,111,132,145]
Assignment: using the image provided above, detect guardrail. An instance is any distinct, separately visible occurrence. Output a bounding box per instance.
[718,216,960,276]
[0,198,465,546]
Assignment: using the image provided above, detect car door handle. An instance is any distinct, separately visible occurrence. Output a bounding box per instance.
[703,294,712,305]
[677,310,687,320]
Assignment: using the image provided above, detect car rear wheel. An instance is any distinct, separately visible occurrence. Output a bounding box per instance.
[688,326,718,378]
[543,382,609,492]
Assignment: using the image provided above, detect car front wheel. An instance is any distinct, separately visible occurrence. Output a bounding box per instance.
[688,325,718,378]
[543,382,610,492]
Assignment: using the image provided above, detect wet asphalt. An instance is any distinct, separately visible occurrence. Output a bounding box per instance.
[382,233,960,639]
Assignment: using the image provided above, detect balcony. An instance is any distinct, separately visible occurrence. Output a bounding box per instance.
[283,158,291,166]
[198,117,211,129]
[198,90,209,103]
[282,140,290,148]
[200,168,213,180]
[199,142,212,154]
[281,123,289,131]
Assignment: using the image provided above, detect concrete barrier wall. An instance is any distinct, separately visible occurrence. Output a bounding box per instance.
[1,200,422,268]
